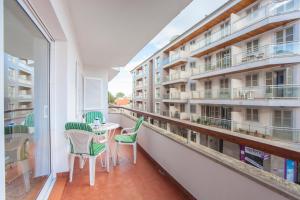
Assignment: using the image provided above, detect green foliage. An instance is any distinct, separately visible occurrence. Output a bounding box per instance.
[108,92,115,104]
[115,92,125,98]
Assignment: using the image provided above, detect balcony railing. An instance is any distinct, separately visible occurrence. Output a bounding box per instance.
[135,72,144,79]
[109,106,300,199]
[191,116,300,142]
[164,92,189,100]
[232,85,300,99]
[191,85,300,100]
[232,0,300,32]
[192,42,300,76]
[191,89,231,99]
[190,0,300,53]
[110,106,300,160]
[170,111,189,120]
[163,71,189,82]
[135,83,144,90]
[135,95,143,99]
[162,51,188,67]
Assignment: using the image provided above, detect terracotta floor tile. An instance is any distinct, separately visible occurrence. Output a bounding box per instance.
[50,129,190,200]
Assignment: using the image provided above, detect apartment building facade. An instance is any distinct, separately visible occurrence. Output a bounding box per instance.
[131,0,300,182]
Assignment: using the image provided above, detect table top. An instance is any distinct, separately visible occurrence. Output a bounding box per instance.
[90,122,120,134]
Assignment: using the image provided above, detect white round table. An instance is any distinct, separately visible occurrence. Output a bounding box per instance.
[90,122,120,167]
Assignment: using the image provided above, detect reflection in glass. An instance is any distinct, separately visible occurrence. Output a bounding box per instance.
[4,0,50,199]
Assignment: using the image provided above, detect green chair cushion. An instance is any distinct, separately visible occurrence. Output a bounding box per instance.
[24,113,34,127]
[114,134,136,143]
[89,143,105,156]
[85,111,104,124]
[5,125,29,135]
[65,122,92,132]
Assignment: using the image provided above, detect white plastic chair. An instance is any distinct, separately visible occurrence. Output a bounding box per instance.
[65,122,109,186]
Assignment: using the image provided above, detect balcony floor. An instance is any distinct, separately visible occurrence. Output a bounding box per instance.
[49,129,189,200]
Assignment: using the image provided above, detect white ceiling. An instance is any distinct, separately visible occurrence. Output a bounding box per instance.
[65,0,191,69]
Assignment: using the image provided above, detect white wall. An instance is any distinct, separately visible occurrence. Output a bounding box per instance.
[109,112,295,200]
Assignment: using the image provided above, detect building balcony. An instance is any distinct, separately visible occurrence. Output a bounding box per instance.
[134,83,144,90]
[134,95,144,101]
[191,85,300,107]
[170,111,189,120]
[191,115,300,143]
[162,71,189,85]
[232,85,300,100]
[191,42,300,79]
[134,72,144,80]
[162,51,188,69]
[63,107,300,200]
[191,89,231,100]
[162,92,189,103]
[190,0,300,58]
[161,110,170,117]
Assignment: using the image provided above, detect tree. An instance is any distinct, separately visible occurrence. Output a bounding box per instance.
[108,92,115,104]
[115,92,125,98]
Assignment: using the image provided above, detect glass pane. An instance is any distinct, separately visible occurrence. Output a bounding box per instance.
[286,27,294,42]
[276,31,284,44]
[4,0,50,199]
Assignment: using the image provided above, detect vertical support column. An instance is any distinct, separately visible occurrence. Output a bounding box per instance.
[167,122,171,132]
[196,133,201,144]
[187,130,192,144]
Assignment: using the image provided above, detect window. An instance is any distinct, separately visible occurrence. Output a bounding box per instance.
[205,81,212,90]
[276,0,295,14]
[205,56,212,71]
[189,40,195,46]
[155,88,160,98]
[155,56,160,69]
[246,109,259,122]
[220,78,229,89]
[190,83,196,91]
[155,72,160,84]
[246,74,258,87]
[220,79,229,98]
[204,81,212,98]
[216,49,231,69]
[273,110,292,127]
[190,62,196,68]
[180,45,186,51]
[180,85,186,92]
[205,31,212,45]
[246,3,259,18]
[246,39,259,53]
[220,21,230,38]
[276,27,294,44]
[190,104,197,113]
[180,65,186,71]
[180,104,185,112]
[155,103,160,114]
[4,0,51,198]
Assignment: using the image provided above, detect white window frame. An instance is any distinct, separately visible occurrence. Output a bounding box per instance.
[1,0,57,199]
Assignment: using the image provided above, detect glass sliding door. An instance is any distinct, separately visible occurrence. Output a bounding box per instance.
[4,0,51,199]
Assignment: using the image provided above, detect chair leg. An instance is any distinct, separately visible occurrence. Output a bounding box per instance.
[106,149,110,172]
[105,144,110,172]
[89,157,96,186]
[133,143,137,164]
[100,156,105,168]
[113,142,119,166]
[69,154,75,182]
[79,156,85,169]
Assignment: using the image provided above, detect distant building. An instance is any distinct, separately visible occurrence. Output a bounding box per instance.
[114,97,130,106]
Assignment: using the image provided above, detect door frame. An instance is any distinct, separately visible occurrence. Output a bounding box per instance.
[1,0,56,199]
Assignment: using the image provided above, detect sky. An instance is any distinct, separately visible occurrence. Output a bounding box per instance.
[108,0,228,97]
